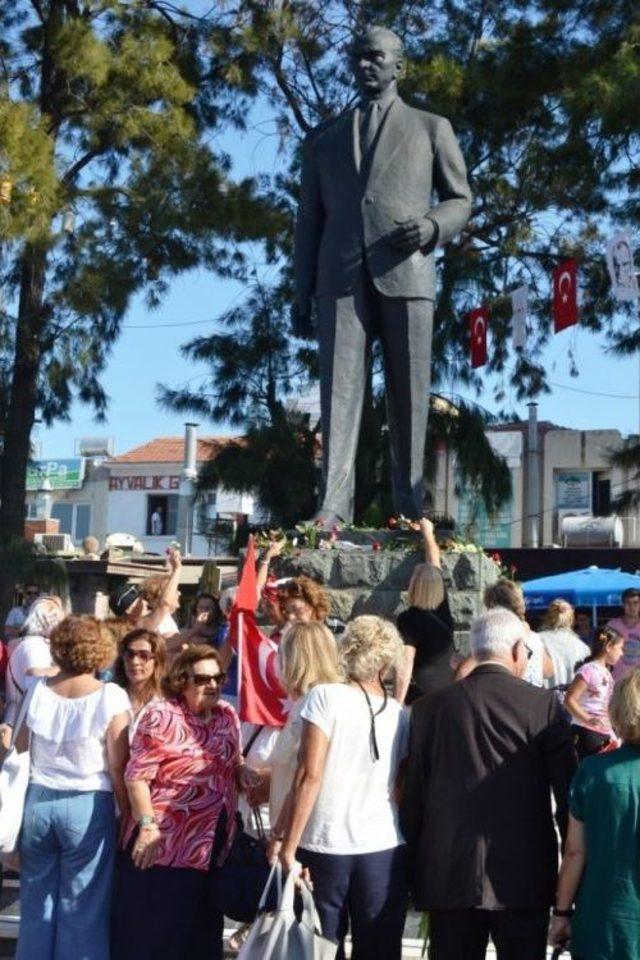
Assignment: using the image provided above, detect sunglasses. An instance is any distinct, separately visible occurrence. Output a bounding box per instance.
[124,648,155,663]
[190,672,226,687]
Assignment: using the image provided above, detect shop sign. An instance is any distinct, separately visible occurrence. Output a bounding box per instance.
[109,475,180,492]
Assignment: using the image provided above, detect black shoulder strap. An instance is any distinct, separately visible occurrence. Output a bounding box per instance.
[242,724,264,759]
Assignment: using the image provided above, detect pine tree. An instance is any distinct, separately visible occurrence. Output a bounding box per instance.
[0,0,275,616]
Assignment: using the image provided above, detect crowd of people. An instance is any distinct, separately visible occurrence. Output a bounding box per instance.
[2,536,640,959]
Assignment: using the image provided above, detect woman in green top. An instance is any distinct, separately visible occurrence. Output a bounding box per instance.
[550,669,640,959]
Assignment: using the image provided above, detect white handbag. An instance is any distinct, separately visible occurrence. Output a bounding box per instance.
[0,680,38,853]
[239,862,337,960]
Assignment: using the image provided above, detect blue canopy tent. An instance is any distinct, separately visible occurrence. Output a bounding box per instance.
[523,566,640,622]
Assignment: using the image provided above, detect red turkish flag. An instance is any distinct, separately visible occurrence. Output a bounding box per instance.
[553,259,579,331]
[229,536,288,726]
[235,535,257,612]
[228,609,288,726]
[469,306,488,368]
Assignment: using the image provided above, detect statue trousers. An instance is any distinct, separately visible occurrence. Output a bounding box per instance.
[316,267,434,522]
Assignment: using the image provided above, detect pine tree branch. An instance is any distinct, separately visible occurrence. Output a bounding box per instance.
[270,48,313,135]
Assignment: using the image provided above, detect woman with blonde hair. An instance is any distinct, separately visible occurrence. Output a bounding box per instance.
[395,518,454,703]
[538,598,590,690]
[247,622,342,842]
[550,668,640,958]
[278,615,409,959]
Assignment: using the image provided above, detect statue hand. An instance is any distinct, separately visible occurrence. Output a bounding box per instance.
[387,217,436,253]
[291,299,316,340]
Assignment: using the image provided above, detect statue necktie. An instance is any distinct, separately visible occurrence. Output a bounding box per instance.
[360,100,381,156]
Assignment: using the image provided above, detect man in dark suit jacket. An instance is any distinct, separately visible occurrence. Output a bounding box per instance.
[293,25,472,523]
[401,608,577,960]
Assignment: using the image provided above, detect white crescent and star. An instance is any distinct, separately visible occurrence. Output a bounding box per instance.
[473,313,486,346]
[558,270,573,304]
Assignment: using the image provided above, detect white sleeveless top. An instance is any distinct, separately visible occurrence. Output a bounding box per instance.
[26,679,130,792]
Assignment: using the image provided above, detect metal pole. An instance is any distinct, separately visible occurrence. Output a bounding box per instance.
[176,422,198,556]
[527,402,540,548]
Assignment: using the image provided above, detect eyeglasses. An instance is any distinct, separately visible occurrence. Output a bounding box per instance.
[124,648,155,663]
[191,672,226,687]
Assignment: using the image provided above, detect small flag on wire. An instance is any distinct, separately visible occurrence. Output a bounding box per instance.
[469,306,488,368]
[511,285,528,349]
[606,232,639,303]
[552,259,579,332]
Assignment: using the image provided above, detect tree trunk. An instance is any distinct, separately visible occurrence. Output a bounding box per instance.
[0,244,48,621]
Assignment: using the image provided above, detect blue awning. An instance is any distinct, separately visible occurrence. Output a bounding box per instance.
[522,566,640,610]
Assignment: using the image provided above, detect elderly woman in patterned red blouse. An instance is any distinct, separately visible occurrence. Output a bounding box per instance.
[111,644,256,960]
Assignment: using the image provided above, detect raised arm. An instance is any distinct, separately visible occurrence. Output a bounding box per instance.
[256,538,286,601]
[139,547,182,632]
[419,517,440,568]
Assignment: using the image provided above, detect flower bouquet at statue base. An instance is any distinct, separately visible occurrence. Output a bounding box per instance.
[239,862,337,960]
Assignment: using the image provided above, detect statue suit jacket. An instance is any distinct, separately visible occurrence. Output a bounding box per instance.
[294,96,472,303]
[400,664,577,912]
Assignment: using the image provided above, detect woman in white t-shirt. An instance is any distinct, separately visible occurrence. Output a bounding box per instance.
[278,616,409,960]
[14,616,130,960]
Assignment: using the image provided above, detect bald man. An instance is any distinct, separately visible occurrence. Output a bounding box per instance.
[293,25,472,522]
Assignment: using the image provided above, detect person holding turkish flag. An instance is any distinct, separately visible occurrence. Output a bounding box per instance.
[469,306,488,368]
[228,536,288,728]
[553,258,579,332]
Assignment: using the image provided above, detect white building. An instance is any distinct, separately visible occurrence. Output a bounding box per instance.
[431,419,640,549]
[106,436,254,555]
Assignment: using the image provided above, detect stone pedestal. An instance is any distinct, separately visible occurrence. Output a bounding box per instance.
[273,547,500,652]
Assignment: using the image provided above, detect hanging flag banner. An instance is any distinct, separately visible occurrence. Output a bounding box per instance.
[606,232,639,303]
[469,306,488,368]
[511,285,528,349]
[552,259,579,332]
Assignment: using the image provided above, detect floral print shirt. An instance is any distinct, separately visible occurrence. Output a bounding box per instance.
[124,697,240,870]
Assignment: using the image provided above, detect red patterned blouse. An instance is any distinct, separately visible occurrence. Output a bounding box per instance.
[124,697,240,871]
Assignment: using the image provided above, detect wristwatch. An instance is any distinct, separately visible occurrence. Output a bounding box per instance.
[138,815,157,830]
[552,907,574,918]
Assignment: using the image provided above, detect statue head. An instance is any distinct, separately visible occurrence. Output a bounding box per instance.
[350,25,404,100]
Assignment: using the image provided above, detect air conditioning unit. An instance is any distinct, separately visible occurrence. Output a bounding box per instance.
[34,533,76,553]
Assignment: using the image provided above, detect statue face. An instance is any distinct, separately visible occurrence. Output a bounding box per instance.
[351,32,402,99]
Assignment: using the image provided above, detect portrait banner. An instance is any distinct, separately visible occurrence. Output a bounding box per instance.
[606,232,639,303]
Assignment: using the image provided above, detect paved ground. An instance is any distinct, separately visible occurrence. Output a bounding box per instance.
[0,879,561,957]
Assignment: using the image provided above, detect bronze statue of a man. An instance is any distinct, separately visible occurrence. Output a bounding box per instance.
[293,25,472,523]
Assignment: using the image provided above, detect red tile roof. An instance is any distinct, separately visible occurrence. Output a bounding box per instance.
[109,436,241,464]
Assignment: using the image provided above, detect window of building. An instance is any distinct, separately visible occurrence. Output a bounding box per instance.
[146,494,178,536]
[593,472,611,516]
[50,502,91,543]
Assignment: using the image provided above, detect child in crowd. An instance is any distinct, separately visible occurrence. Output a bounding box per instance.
[565,626,624,760]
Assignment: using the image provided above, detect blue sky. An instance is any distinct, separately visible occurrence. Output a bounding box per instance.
[37,108,640,460]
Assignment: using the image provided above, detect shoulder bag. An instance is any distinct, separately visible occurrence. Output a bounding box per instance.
[0,679,40,853]
[239,862,337,960]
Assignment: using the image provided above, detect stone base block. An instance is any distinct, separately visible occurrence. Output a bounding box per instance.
[272,547,500,652]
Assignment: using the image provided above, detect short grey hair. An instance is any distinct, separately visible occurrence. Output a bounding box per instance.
[352,25,404,59]
[469,608,525,661]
